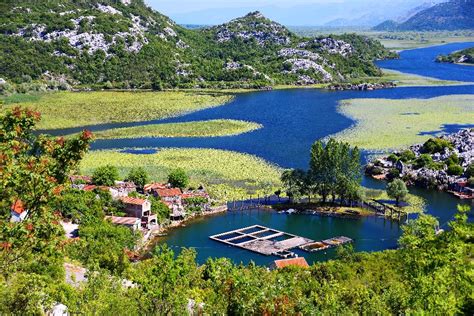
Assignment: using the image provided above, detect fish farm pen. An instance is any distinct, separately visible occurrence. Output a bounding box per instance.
[209,225,353,258]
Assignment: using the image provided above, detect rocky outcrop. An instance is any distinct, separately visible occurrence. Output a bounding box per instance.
[328,82,396,91]
[213,11,291,46]
[366,129,474,191]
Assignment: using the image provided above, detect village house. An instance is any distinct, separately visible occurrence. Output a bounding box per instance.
[121,197,157,228]
[105,215,141,231]
[109,181,136,199]
[10,200,28,222]
[270,257,309,270]
[144,182,168,195]
[450,179,474,199]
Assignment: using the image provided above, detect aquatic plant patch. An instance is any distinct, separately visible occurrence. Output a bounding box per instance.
[333,95,474,151]
[92,120,262,139]
[80,148,282,200]
[1,91,233,129]
[379,69,468,87]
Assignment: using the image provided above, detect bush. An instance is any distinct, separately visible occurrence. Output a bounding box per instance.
[466,163,474,178]
[447,164,463,176]
[399,150,416,162]
[446,153,460,167]
[422,138,452,154]
[92,165,119,186]
[387,168,400,180]
[387,153,399,163]
[415,154,433,169]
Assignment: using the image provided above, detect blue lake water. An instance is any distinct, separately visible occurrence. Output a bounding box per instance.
[75,43,474,265]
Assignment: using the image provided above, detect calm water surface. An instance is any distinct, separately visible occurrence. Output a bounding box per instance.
[79,43,474,265]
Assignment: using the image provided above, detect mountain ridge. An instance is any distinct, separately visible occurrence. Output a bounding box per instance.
[0,1,395,91]
[373,0,474,31]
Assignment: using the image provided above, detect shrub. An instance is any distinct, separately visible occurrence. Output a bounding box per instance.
[415,154,433,169]
[387,153,399,163]
[446,153,460,167]
[399,150,415,162]
[422,138,452,154]
[447,164,463,176]
[387,168,400,180]
[466,163,474,178]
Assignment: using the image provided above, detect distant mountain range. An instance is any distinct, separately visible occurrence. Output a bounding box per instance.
[373,0,474,31]
[0,1,395,90]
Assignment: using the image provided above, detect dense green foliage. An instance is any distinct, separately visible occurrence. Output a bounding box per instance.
[126,167,149,189]
[282,139,362,205]
[167,168,189,189]
[437,47,474,64]
[1,108,473,314]
[92,165,119,186]
[0,1,395,91]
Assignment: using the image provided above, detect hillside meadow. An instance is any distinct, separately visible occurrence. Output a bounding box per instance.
[333,94,474,151]
[92,119,262,139]
[1,91,233,129]
[80,148,282,200]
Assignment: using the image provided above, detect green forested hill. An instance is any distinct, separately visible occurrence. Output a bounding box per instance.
[437,47,474,64]
[373,0,474,31]
[0,1,395,91]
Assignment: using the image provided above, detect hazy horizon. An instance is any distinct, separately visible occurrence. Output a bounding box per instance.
[148,0,446,26]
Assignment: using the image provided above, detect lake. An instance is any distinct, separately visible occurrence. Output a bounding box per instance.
[88,43,474,265]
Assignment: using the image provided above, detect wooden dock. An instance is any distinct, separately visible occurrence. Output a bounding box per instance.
[210,225,354,258]
[210,225,314,258]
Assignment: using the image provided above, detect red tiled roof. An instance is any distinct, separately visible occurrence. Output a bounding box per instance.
[156,188,182,197]
[11,200,26,215]
[121,197,148,206]
[273,257,309,269]
[105,216,140,226]
[181,192,208,199]
[144,183,167,192]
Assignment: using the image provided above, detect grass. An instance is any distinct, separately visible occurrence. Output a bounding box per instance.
[79,148,282,201]
[1,91,233,130]
[332,94,474,151]
[92,120,262,139]
[379,69,468,87]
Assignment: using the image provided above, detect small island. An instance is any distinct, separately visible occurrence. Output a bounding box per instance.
[436,47,474,65]
[366,129,474,199]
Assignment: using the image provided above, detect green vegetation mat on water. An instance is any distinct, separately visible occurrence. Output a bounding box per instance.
[92,119,262,139]
[1,91,233,130]
[333,94,474,151]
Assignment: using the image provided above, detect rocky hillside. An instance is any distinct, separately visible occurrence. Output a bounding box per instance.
[373,0,474,31]
[436,47,474,65]
[0,2,395,91]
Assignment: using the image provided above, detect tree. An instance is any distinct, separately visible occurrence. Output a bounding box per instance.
[387,179,409,207]
[168,168,189,189]
[308,139,361,204]
[0,107,92,277]
[92,165,119,186]
[281,169,306,202]
[150,196,171,223]
[127,167,149,189]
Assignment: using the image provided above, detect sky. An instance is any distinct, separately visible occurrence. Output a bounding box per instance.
[148,0,442,26]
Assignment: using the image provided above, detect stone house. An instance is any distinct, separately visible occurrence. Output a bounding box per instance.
[121,197,157,228]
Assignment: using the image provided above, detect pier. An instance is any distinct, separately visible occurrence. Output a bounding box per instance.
[210,225,353,258]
